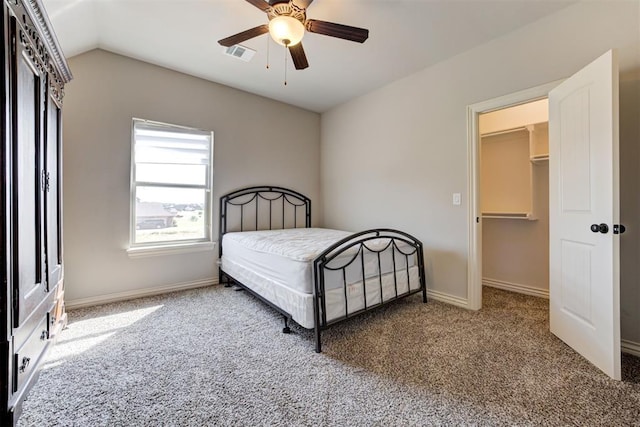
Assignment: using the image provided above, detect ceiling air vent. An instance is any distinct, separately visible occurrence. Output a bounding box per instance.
[223,44,256,62]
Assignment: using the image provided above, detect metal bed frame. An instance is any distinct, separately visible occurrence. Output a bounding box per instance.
[219,186,427,352]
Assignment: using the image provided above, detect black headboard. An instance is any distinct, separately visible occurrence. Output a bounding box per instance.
[219,186,311,255]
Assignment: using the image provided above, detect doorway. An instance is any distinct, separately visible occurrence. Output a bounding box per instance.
[479,99,549,301]
[466,81,560,310]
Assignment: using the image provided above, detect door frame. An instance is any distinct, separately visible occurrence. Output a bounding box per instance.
[466,80,563,310]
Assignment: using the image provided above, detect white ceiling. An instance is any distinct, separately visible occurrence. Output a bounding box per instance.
[41,0,574,112]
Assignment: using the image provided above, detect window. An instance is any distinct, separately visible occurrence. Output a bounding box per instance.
[130,119,213,249]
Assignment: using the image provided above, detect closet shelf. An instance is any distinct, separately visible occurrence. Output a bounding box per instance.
[482,212,537,220]
[530,154,549,163]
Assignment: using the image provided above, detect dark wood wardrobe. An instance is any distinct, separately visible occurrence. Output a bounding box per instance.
[2,0,71,423]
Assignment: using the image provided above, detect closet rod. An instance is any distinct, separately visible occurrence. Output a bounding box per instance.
[480,126,528,138]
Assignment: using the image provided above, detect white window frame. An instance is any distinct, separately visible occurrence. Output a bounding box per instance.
[128,118,214,256]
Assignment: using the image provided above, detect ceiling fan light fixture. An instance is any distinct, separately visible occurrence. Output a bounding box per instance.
[268,15,305,46]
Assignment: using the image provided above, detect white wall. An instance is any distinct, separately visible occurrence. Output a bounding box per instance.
[479,99,548,135]
[482,163,549,294]
[481,126,549,295]
[63,49,320,304]
[321,2,640,341]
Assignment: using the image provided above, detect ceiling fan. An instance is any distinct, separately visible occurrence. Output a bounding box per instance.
[218,0,369,70]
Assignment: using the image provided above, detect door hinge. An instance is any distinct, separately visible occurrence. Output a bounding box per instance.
[42,170,50,192]
[613,224,626,234]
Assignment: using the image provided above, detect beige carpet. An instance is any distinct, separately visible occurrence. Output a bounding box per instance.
[18,285,640,426]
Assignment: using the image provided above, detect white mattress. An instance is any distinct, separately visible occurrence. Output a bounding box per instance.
[222,228,351,294]
[221,228,422,329]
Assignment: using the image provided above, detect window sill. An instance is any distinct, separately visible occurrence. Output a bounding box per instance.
[127,242,216,258]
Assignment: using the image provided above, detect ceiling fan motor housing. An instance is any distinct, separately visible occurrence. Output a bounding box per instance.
[267,1,306,24]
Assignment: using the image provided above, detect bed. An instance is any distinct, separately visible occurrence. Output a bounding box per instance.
[218,186,427,352]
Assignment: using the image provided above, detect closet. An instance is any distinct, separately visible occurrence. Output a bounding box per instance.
[1,0,71,424]
[480,99,550,298]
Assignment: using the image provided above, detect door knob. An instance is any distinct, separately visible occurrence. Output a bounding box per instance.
[590,223,609,234]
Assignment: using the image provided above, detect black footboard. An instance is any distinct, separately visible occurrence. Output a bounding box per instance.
[312,229,426,353]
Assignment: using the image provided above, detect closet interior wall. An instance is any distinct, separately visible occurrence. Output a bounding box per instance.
[480,100,550,297]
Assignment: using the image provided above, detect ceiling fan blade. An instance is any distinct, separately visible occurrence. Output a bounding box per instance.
[306,19,369,43]
[218,24,269,47]
[289,43,309,70]
[292,0,314,8]
[246,0,270,12]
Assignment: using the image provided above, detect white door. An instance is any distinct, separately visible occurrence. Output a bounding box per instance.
[549,50,620,380]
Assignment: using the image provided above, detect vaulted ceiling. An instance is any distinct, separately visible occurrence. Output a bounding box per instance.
[41,0,574,112]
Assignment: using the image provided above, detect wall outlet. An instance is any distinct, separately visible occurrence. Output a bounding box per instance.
[453,193,461,206]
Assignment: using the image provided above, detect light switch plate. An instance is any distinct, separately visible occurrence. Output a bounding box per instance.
[453,193,461,205]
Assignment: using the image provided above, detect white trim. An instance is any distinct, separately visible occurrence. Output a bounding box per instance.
[621,339,640,358]
[466,80,563,310]
[127,241,216,258]
[467,104,482,310]
[129,118,215,250]
[482,278,549,299]
[65,277,218,309]
[427,289,470,309]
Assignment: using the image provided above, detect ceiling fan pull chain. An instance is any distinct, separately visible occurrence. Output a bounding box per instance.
[284,44,288,86]
[266,36,270,69]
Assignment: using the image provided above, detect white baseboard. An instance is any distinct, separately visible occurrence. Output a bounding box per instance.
[65,277,218,309]
[427,289,470,309]
[483,278,549,299]
[622,339,640,358]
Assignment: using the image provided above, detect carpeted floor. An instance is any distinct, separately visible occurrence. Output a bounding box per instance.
[18,286,640,426]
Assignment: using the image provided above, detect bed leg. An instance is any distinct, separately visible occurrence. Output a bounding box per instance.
[221,272,232,288]
[422,286,428,303]
[282,316,291,334]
